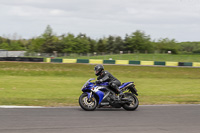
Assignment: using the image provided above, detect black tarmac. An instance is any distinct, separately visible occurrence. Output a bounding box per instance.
[0,105,200,133]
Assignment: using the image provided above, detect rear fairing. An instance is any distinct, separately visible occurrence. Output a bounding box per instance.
[119,82,133,89]
[119,82,138,95]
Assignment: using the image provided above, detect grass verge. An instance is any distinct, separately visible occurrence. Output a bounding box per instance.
[0,62,200,106]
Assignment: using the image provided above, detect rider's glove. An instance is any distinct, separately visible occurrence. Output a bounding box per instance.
[95,79,102,84]
[95,80,100,84]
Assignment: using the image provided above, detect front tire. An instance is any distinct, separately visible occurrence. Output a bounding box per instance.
[79,93,98,111]
[122,93,139,111]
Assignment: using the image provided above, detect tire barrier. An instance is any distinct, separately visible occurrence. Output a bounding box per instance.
[0,57,44,62]
[46,58,200,67]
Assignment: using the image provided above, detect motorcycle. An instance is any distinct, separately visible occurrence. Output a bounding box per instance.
[79,78,139,111]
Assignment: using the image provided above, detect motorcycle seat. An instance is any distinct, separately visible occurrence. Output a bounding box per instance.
[119,82,133,89]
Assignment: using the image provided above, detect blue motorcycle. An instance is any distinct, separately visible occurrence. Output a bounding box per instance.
[79,78,139,111]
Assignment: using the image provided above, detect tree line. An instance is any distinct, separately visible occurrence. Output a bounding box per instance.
[0,25,200,54]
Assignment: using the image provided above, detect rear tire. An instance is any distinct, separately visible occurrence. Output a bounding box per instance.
[79,93,98,111]
[122,93,139,111]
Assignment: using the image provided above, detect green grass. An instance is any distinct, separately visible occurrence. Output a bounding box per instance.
[59,53,200,62]
[0,62,200,106]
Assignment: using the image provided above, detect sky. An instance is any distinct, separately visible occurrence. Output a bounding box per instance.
[0,0,200,42]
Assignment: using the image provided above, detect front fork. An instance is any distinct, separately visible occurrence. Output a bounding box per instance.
[87,92,93,102]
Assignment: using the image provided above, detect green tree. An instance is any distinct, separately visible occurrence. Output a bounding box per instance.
[123,34,130,52]
[124,30,152,53]
[60,33,76,53]
[178,42,200,53]
[106,36,115,53]
[156,38,179,54]
[113,36,124,53]
[41,25,58,53]
[75,33,90,53]
[0,36,3,44]
[9,41,24,50]
[0,42,9,50]
[29,37,45,52]
[88,37,97,53]
[97,39,106,53]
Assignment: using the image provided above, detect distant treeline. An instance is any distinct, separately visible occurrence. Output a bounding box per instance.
[0,25,200,54]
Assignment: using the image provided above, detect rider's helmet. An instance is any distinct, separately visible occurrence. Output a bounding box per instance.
[94,64,104,76]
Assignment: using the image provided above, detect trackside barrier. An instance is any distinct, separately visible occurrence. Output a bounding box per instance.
[77,59,89,63]
[154,61,165,66]
[47,58,200,67]
[51,58,62,63]
[179,62,193,66]
[63,59,77,63]
[89,59,103,64]
[193,62,200,67]
[1,57,199,68]
[103,60,115,64]
[0,57,44,62]
[129,61,140,65]
[140,61,154,66]
[115,60,129,65]
[166,62,178,66]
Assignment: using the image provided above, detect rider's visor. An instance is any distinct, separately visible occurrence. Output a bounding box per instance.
[95,71,99,74]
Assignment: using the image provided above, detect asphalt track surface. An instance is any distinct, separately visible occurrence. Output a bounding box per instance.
[0,105,200,133]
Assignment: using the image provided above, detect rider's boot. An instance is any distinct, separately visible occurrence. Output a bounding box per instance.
[118,90,125,98]
[116,88,124,100]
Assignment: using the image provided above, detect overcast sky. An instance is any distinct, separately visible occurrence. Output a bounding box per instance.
[0,0,200,42]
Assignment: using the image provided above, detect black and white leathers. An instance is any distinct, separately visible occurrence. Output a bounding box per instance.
[97,70,121,94]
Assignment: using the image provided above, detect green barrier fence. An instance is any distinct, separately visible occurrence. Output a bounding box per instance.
[103,60,116,64]
[77,59,89,63]
[154,61,165,66]
[129,61,140,65]
[45,58,200,67]
[51,58,62,63]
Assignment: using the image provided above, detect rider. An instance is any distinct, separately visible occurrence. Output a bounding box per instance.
[94,64,124,97]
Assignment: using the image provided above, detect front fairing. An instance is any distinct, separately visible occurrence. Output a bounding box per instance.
[92,85,108,104]
[82,82,94,92]
[95,90,104,104]
[81,79,109,105]
[81,78,95,92]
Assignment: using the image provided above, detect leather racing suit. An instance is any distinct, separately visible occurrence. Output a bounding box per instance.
[97,70,121,94]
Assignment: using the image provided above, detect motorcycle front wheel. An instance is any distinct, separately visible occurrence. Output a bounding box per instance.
[122,93,139,111]
[79,93,98,111]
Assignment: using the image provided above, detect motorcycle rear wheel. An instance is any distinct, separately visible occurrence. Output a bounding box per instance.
[79,93,98,111]
[122,93,139,111]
